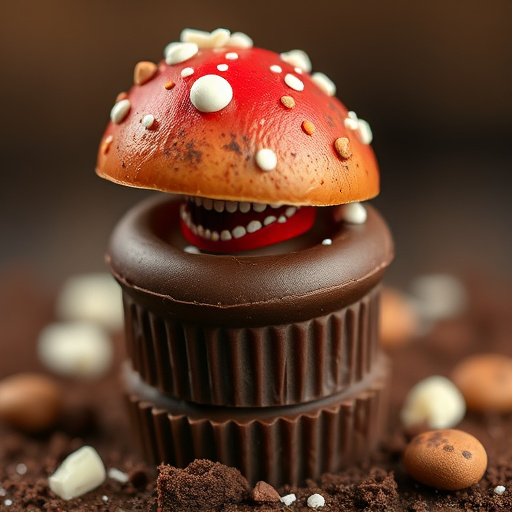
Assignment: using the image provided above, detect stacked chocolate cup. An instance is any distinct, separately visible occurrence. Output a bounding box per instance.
[108,195,393,487]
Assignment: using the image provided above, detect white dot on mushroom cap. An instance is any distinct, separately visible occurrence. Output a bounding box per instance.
[110,99,131,124]
[226,32,253,48]
[142,114,155,129]
[284,73,304,92]
[255,148,277,171]
[217,63,229,71]
[280,49,312,73]
[165,42,199,65]
[270,64,282,73]
[181,67,194,78]
[190,74,233,113]
[225,52,238,60]
[180,28,231,48]
[312,72,336,96]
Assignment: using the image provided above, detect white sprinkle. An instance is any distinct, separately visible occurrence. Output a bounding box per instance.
[494,485,506,495]
[107,468,129,484]
[264,215,276,226]
[280,49,312,73]
[312,72,336,96]
[232,226,246,239]
[239,201,251,213]
[4,499,12,506]
[284,73,304,92]
[322,238,332,245]
[307,493,326,508]
[49,446,106,500]
[102,495,109,502]
[183,245,200,254]
[226,32,253,48]
[190,74,233,113]
[56,273,124,331]
[16,463,27,475]
[110,99,131,124]
[247,220,262,233]
[280,494,297,506]
[217,63,229,72]
[270,64,282,73]
[0,489,6,497]
[180,28,231,49]
[339,202,367,224]
[165,42,198,65]
[220,230,232,241]
[255,148,277,171]
[141,114,155,129]
[401,375,466,429]
[38,322,113,380]
[225,52,238,60]
[181,67,194,78]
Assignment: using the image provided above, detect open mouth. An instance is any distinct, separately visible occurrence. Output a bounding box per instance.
[180,196,317,252]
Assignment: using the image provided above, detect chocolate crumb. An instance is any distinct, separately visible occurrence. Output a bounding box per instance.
[252,480,280,503]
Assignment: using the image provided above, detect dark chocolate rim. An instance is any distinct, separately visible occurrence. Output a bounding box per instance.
[107,194,393,327]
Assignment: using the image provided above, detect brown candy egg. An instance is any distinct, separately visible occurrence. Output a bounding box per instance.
[403,429,487,490]
[0,373,63,432]
[451,353,512,412]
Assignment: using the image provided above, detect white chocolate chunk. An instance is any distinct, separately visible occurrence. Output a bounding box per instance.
[401,375,466,429]
[165,42,198,65]
[312,72,336,96]
[49,446,106,500]
[180,28,231,48]
[190,74,233,113]
[110,99,130,124]
[38,322,113,379]
[307,493,326,508]
[226,32,253,48]
[280,49,312,73]
[339,202,367,224]
[280,494,297,506]
[255,148,277,171]
[56,273,124,331]
[284,73,304,92]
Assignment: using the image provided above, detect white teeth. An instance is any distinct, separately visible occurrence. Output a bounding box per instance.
[195,196,202,207]
[203,198,213,210]
[197,225,205,237]
[239,202,251,213]
[226,201,238,213]
[247,220,262,233]
[278,215,287,223]
[285,206,297,218]
[253,202,267,212]
[264,215,277,226]
[270,203,281,209]
[232,226,247,238]
[220,230,232,241]
[214,200,225,212]
[211,231,220,242]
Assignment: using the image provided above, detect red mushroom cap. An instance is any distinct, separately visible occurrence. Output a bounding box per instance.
[96,33,379,207]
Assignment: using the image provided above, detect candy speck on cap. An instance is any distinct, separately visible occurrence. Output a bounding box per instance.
[280,49,312,73]
[280,494,297,506]
[181,67,194,78]
[284,73,304,92]
[133,61,157,85]
[101,135,113,155]
[334,137,352,159]
[255,148,277,171]
[180,28,231,48]
[49,446,106,500]
[280,95,295,108]
[190,74,233,113]
[217,63,229,72]
[141,114,155,129]
[165,42,199,65]
[338,202,367,224]
[312,72,336,96]
[110,99,130,124]
[307,493,326,508]
[226,31,253,48]
[302,120,315,135]
[225,52,238,60]
[164,80,176,90]
[270,64,282,73]
[115,91,128,103]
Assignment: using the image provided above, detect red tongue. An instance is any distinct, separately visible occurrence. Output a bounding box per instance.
[181,203,317,252]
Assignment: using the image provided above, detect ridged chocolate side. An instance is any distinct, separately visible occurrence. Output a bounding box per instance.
[123,288,381,407]
[124,357,390,487]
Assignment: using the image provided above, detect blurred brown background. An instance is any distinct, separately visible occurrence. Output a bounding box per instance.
[1,0,511,286]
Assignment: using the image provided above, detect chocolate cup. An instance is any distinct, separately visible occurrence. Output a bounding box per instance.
[124,355,390,488]
[108,195,393,406]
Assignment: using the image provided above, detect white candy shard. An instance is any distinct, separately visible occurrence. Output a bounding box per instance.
[312,72,336,96]
[165,42,198,65]
[255,148,277,171]
[280,493,297,506]
[180,28,231,48]
[49,446,106,500]
[56,273,124,331]
[38,322,113,379]
[110,99,130,124]
[494,485,506,495]
[226,32,253,48]
[280,49,312,73]
[284,73,304,92]
[401,375,466,429]
[107,468,129,484]
[190,74,233,113]
[322,238,332,245]
[307,493,326,508]
[339,202,367,224]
